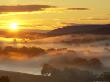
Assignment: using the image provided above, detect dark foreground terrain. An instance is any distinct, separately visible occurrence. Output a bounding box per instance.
[0,70,38,82]
[0,64,110,82]
[0,70,51,82]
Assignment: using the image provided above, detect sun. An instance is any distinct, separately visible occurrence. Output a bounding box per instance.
[9,23,19,31]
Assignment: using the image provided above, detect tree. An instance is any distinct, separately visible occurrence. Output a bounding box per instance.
[88,58,103,69]
[41,64,51,76]
[98,72,110,81]
[41,64,61,77]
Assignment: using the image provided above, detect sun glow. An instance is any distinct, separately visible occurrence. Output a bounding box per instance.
[9,23,19,31]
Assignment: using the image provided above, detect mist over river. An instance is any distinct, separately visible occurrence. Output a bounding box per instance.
[0,35,110,75]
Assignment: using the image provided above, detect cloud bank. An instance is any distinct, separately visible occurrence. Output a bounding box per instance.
[0,5,56,12]
[67,8,89,10]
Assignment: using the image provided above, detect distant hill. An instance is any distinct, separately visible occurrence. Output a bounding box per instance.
[48,24,110,36]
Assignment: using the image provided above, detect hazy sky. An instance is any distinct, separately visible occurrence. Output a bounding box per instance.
[0,0,110,30]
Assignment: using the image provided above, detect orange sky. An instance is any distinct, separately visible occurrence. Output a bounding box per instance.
[0,0,110,30]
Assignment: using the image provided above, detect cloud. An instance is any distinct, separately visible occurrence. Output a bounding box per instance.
[81,17,110,20]
[67,8,89,10]
[0,5,56,12]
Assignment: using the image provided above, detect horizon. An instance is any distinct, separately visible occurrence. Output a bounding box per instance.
[0,0,110,80]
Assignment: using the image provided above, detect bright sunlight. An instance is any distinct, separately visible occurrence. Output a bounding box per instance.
[9,23,19,31]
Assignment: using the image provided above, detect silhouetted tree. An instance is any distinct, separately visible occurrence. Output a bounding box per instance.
[88,58,103,69]
[72,57,88,66]
[41,64,51,76]
[98,72,110,81]
[41,64,61,77]
[4,46,17,53]
[41,64,95,82]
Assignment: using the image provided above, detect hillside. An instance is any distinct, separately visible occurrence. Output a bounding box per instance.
[0,70,50,82]
[48,24,110,36]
